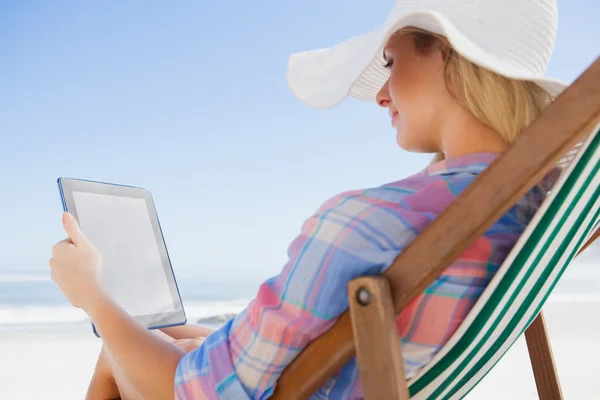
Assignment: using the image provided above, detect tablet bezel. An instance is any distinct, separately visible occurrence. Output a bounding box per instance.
[57,177,187,337]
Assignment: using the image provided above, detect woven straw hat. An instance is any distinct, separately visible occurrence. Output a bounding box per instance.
[286,0,567,109]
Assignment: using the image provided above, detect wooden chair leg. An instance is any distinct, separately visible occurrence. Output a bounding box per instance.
[348,276,410,400]
[525,311,564,400]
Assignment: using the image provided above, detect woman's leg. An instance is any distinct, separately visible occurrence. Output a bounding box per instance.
[86,345,145,400]
[86,346,121,400]
[85,326,208,400]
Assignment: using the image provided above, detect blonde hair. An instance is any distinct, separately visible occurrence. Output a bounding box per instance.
[396,27,554,162]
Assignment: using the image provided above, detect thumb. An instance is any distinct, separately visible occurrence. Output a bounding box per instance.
[62,212,86,246]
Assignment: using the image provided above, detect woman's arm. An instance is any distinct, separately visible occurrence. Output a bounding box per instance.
[50,180,442,399]
[49,213,187,400]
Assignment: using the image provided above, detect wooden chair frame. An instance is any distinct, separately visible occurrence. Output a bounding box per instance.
[270,56,600,400]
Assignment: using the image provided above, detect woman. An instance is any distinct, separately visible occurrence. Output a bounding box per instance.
[49,0,565,399]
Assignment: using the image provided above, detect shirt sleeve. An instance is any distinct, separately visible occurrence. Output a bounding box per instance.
[174,186,441,399]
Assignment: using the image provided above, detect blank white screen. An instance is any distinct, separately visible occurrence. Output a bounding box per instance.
[72,191,175,317]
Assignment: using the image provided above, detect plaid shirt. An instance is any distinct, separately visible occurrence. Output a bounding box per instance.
[174,153,554,399]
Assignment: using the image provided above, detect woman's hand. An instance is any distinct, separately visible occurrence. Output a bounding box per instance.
[49,212,108,312]
[49,212,187,399]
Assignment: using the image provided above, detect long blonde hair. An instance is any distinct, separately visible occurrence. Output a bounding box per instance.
[396,27,554,163]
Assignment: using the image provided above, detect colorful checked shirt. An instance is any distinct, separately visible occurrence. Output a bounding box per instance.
[174,152,556,399]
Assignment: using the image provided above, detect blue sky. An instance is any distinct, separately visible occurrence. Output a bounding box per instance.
[1,1,598,282]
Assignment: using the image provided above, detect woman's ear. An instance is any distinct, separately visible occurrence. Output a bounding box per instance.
[438,43,451,63]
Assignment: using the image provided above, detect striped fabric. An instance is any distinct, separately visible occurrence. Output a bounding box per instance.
[408,125,600,399]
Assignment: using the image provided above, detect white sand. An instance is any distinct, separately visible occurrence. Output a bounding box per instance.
[0,324,102,399]
[468,301,600,399]
[0,302,598,399]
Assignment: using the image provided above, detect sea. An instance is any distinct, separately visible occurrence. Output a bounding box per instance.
[0,258,598,330]
[0,272,263,330]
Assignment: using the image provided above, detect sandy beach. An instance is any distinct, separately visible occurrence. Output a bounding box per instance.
[0,301,598,399]
[468,301,600,399]
[0,324,102,399]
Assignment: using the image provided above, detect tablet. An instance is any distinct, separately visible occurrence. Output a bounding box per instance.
[57,177,187,336]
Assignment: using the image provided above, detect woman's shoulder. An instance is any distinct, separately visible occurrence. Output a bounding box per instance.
[314,169,482,219]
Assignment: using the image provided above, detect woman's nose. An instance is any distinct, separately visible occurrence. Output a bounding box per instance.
[376,79,391,108]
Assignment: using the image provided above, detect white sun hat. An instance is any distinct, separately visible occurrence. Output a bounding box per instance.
[286,0,567,110]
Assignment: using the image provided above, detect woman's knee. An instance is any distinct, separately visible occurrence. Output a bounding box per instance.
[152,328,205,352]
[95,330,202,377]
[159,324,214,340]
[172,337,206,353]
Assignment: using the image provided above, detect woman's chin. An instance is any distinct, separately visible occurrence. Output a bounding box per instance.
[395,131,419,152]
[395,135,437,154]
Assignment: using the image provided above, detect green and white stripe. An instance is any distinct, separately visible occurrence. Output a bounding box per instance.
[407,125,600,400]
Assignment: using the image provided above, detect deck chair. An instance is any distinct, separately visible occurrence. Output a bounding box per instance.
[269,55,600,400]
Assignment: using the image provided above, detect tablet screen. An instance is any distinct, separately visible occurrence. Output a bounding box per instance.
[72,192,176,317]
[58,178,186,333]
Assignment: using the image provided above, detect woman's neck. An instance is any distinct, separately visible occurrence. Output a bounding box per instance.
[437,103,508,159]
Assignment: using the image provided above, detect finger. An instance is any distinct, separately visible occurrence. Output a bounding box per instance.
[50,271,65,293]
[62,212,86,247]
[51,239,72,256]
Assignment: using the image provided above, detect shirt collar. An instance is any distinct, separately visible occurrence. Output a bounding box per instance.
[420,152,501,176]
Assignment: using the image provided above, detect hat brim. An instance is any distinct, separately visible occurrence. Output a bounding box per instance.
[286,10,568,110]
